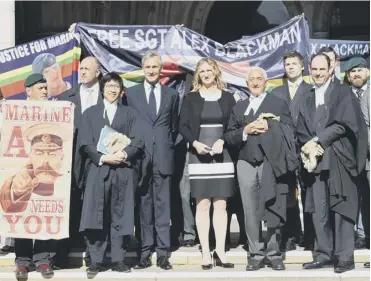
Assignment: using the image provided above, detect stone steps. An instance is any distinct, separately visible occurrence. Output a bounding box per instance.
[0,264,369,280]
[0,248,369,267]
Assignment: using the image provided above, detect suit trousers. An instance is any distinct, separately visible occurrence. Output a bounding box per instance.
[311,174,355,263]
[15,239,58,267]
[179,152,196,241]
[237,160,282,261]
[85,174,129,265]
[140,155,171,259]
[360,170,370,248]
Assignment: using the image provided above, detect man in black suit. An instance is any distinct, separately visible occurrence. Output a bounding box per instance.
[57,56,102,267]
[297,53,367,273]
[126,50,179,270]
[318,46,340,84]
[344,57,370,267]
[271,51,314,252]
[225,67,298,271]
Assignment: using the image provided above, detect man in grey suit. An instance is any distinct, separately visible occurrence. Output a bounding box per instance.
[57,56,102,267]
[271,51,314,251]
[126,50,179,270]
[345,57,370,268]
[297,53,367,273]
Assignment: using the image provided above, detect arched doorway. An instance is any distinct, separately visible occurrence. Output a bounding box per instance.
[329,1,370,40]
[204,1,299,44]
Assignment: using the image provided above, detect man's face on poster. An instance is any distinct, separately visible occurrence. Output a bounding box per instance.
[43,64,63,89]
[30,148,64,184]
[26,83,48,101]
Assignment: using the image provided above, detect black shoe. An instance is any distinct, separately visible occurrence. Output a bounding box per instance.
[111,262,131,273]
[246,259,264,271]
[38,264,54,279]
[304,244,314,251]
[157,256,172,270]
[334,261,355,273]
[213,252,234,268]
[133,257,152,270]
[183,240,196,247]
[364,262,370,268]
[0,245,14,254]
[271,260,285,271]
[86,264,104,279]
[302,260,325,269]
[15,265,28,280]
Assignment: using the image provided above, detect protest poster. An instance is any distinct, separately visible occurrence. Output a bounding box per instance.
[309,39,370,83]
[74,14,310,96]
[0,100,74,240]
[0,32,80,100]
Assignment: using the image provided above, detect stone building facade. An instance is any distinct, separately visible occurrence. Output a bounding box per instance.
[0,1,369,50]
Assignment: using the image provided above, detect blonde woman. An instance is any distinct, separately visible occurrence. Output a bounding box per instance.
[179,58,236,269]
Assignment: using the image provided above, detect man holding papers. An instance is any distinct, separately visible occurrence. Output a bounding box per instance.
[78,72,144,277]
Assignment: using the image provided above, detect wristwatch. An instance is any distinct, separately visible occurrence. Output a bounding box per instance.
[311,136,319,143]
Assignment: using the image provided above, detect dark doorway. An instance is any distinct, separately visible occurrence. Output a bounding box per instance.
[330,1,370,40]
[204,1,293,44]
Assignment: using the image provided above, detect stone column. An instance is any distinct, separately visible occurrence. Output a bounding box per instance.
[0,0,15,50]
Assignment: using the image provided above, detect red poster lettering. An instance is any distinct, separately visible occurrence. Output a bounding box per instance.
[3,215,22,233]
[45,216,63,235]
[24,215,42,234]
[3,126,27,158]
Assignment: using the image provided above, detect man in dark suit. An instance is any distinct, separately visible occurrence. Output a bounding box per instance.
[344,57,370,268]
[271,51,314,252]
[225,67,298,271]
[126,50,179,270]
[318,46,341,84]
[297,53,367,273]
[57,56,102,267]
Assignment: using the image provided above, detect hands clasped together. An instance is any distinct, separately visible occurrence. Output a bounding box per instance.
[193,139,224,156]
[244,119,269,135]
[102,150,127,165]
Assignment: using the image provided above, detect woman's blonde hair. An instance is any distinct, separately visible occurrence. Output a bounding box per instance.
[192,58,226,92]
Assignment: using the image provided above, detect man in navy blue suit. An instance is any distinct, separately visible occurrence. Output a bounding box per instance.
[126,51,179,270]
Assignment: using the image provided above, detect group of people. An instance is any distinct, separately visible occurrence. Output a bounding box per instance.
[2,45,369,280]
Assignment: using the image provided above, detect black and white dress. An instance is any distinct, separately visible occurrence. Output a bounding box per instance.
[188,96,235,198]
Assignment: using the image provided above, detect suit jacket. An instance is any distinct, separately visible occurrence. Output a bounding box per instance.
[296,82,368,222]
[360,87,370,170]
[58,84,103,185]
[270,80,313,126]
[79,102,144,233]
[179,91,236,145]
[126,83,179,175]
[224,94,297,227]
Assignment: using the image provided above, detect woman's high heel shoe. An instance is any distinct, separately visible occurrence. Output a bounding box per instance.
[201,254,213,270]
[213,252,234,268]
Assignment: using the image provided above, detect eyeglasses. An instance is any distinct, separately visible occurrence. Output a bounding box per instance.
[105,84,120,89]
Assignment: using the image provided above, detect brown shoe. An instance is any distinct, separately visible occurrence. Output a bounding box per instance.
[38,264,54,279]
[15,265,28,280]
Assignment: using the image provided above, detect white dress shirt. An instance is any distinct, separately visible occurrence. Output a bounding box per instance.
[103,99,118,125]
[242,92,267,141]
[144,80,161,114]
[287,76,303,88]
[244,92,267,116]
[99,99,120,166]
[80,82,99,113]
[314,78,331,108]
[351,83,368,98]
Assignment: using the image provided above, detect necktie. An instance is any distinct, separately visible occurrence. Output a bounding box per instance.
[356,88,364,101]
[289,82,298,100]
[83,89,94,113]
[148,85,157,120]
[104,109,110,124]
